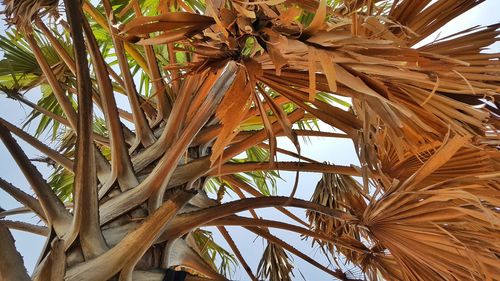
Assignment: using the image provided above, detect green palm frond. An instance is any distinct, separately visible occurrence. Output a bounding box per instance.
[22,87,66,139]
[189,228,238,278]
[231,146,281,196]
[48,166,74,203]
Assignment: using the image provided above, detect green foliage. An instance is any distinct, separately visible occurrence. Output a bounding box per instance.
[22,87,64,139]
[48,166,74,203]
[191,229,238,278]
[316,92,351,108]
[203,177,225,195]
[0,33,40,93]
[0,29,77,139]
[231,146,281,196]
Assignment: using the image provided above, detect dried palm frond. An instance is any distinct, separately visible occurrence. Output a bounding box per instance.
[388,0,486,45]
[2,0,59,29]
[361,136,500,280]
[363,175,500,280]
[121,0,499,162]
[307,173,367,244]
[306,173,372,274]
[381,144,500,188]
[353,244,403,281]
[257,241,294,281]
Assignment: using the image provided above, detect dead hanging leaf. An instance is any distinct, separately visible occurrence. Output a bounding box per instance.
[219,8,237,29]
[257,242,295,281]
[246,60,277,162]
[243,58,264,85]
[305,0,327,34]
[232,2,256,18]
[308,46,317,101]
[306,173,368,263]
[121,13,214,35]
[267,45,288,76]
[126,21,192,36]
[316,49,338,94]
[259,3,279,18]
[206,0,230,39]
[136,28,195,45]
[190,44,225,57]
[210,66,253,164]
[257,84,299,150]
[236,16,254,34]
[3,0,58,30]
[254,90,277,164]
[262,29,289,75]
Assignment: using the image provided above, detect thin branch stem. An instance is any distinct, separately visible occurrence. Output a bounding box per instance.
[0,118,73,172]
[217,226,258,281]
[1,220,49,236]
[25,33,78,130]
[82,13,138,192]
[102,0,156,149]
[0,123,71,235]
[0,177,46,221]
[159,196,356,241]
[212,161,361,176]
[223,175,309,227]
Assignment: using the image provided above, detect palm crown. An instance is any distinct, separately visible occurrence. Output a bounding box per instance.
[0,0,498,280]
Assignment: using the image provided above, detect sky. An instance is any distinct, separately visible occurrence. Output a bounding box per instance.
[0,1,499,280]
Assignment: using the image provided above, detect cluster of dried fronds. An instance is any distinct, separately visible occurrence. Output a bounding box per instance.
[0,0,498,280]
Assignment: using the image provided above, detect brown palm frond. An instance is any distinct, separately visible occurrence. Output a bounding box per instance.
[2,0,59,29]
[363,175,500,280]
[361,135,500,280]
[257,241,294,281]
[306,173,370,272]
[381,144,500,188]
[388,0,486,45]
[307,173,367,240]
[118,1,499,160]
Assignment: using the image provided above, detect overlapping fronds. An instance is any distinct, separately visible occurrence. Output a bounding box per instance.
[257,241,294,281]
[2,0,59,29]
[0,0,499,280]
[306,173,367,251]
[363,166,500,280]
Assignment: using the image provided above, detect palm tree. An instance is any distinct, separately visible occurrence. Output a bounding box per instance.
[0,0,498,280]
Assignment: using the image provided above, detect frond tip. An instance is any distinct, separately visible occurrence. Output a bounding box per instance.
[257,241,295,281]
[2,0,59,29]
